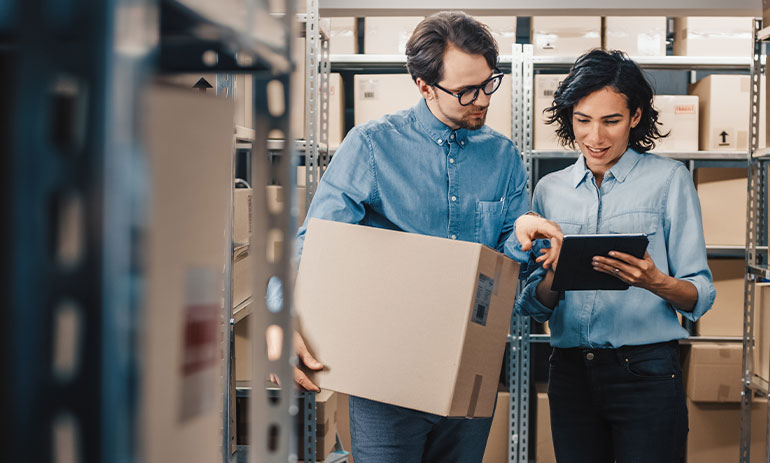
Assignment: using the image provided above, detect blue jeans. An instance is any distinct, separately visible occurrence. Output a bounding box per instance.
[548,340,688,463]
[348,396,494,463]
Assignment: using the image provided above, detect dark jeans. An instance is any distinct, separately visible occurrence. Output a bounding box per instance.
[548,340,688,463]
[348,395,494,463]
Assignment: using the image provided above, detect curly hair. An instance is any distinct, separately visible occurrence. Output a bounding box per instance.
[545,49,668,152]
[405,11,498,85]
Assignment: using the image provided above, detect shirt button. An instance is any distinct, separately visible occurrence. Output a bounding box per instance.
[451,196,457,202]
[451,234,457,240]
[450,133,456,139]
[460,141,465,146]
[437,138,443,144]
[586,352,595,361]
[449,158,455,164]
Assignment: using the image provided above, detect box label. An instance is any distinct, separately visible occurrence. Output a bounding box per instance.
[472,273,494,326]
[360,79,378,101]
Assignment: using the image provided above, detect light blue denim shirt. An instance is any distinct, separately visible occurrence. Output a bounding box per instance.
[515,148,715,348]
[295,98,530,258]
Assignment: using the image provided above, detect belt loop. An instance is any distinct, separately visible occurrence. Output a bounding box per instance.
[615,348,626,365]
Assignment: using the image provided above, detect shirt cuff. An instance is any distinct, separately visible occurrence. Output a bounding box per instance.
[675,275,716,323]
[514,269,554,323]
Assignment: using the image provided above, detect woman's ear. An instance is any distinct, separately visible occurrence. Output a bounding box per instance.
[630,107,642,128]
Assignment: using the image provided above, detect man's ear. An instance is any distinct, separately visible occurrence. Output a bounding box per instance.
[416,77,434,100]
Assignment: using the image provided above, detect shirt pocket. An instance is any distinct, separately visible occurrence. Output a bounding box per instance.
[556,221,583,236]
[475,199,505,248]
[604,210,659,237]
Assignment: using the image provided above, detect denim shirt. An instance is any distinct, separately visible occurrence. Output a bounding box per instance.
[515,148,716,348]
[295,98,530,258]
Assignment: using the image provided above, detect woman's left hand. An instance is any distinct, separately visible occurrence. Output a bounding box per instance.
[592,250,665,291]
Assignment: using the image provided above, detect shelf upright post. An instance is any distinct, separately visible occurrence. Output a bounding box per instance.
[247,0,299,462]
[741,17,766,463]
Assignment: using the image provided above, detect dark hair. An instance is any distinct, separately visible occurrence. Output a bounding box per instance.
[545,49,667,152]
[405,11,498,85]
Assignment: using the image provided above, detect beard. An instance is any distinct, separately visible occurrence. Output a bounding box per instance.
[444,105,488,130]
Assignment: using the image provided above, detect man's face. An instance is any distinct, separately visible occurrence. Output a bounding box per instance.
[425,45,494,130]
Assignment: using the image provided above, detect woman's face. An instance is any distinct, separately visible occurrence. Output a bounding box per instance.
[572,86,641,175]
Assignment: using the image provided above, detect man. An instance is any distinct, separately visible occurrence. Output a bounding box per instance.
[287,11,562,462]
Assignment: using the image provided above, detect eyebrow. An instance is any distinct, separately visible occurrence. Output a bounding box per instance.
[574,111,624,119]
[446,71,496,92]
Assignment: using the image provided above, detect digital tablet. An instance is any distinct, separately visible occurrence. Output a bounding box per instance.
[550,234,649,291]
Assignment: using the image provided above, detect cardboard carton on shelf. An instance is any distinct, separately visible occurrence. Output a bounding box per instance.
[688,74,767,151]
[295,219,520,417]
[531,17,601,56]
[673,17,754,57]
[651,95,699,153]
[682,342,742,403]
[603,17,667,57]
[695,259,745,337]
[694,167,746,247]
[363,17,423,55]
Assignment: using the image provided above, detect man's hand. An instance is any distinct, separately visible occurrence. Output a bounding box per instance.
[267,329,324,392]
[514,214,564,269]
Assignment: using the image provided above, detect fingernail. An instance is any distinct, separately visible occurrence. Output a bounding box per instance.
[608,251,615,256]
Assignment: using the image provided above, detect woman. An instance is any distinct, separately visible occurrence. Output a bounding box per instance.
[515,49,715,463]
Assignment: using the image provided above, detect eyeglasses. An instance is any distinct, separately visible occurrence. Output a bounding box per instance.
[432,70,504,106]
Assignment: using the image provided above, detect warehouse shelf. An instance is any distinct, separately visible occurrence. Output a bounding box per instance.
[706,246,749,259]
[752,146,770,159]
[749,263,770,280]
[517,334,744,344]
[530,150,749,160]
[232,297,253,323]
[532,54,764,70]
[159,0,292,73]
[329,53,514,72]
[759,25,770,42]
[747,375,770,396]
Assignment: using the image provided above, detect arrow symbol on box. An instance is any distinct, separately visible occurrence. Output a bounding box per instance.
[193,77,213,93]
[720,131,728,143]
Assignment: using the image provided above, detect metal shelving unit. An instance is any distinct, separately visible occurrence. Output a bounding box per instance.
[4,0,298,462]
[741,19,770,462]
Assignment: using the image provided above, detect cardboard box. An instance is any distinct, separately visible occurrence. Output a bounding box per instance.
[689,74,767,151]
[486,73,512,138]
[674,17,754,57]
[354,74,420,125]
[295,219,520,417]
[234,317,250,384]
[324,73,346,149]
[233,188,252,246]
[297,390,339,461]
[531,17,601,56]
[683,343,742,403]
[328,17,358,55]
[231,246,252,308]
[476,16,518,56]
[536,383,556,463]
[695,168,747,247]
[336,393,353,459]
[482,389,510,462]
[686,397,767,463]
[140,85,233,463]
[753,283,770,383]
[534,74,568,150]
[363,17,423,54]
[603,17,667,56]
[696,259,745,337]
[651,95,699,152]
[234,74,253,129]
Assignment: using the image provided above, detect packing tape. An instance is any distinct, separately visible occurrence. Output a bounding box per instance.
[717,384,731,401]
[466,374,483,418]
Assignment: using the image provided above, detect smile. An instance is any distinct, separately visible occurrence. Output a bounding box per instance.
[586,145,610,155]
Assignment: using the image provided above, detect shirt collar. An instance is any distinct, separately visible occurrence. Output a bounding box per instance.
[413,98,469,147]
[570,147,641,188]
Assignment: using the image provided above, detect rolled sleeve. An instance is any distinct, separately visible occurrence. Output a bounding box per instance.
[514,264,553,322]
[664,164,716,322]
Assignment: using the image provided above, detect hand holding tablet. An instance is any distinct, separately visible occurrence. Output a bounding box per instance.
[550,234,649,291]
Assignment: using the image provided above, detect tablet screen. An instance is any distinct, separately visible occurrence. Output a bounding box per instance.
[550,234,649,291]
